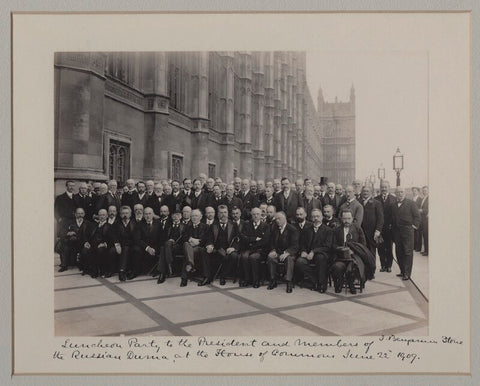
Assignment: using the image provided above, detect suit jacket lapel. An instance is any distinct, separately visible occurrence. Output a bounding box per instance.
[213,223,219,242]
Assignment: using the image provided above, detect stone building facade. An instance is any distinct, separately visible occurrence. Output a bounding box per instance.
[54,51,320,193]
[54,51,355,194]
[317,86,356,186]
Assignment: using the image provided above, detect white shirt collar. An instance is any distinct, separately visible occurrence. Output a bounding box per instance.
[66,191,73,199]
[108,218,115,224]
[279,224,286,233]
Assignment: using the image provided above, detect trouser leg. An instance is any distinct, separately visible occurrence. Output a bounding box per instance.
[249,252,262,283]
[401,226,414,277]
[241,251,251,282]
[198,247,210,279]
[267,254,278,280]
[331,261,346,290]
[285,255,295,282]
[295,257,315,285]
[422,216,428,253]
[118,246,129,272]
[315,252,330,287]
[393,229,404,274]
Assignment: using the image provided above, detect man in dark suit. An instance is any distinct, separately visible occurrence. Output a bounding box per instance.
[133,207,161,277]
[222,184,243,217]
[338,185,364,225]
[322,205,340,229]
[146,183,165,218]
[166,180,183,213]
[239,207,271,288]
[239,179,260,220]
[302,185,322,221]
[256,180,267,203]
[133,204,144,223]
[233,177,242,197]
[157,211,188,283]
[73,182,94,221]
[412,187,423,252]
[392,186,421,280]
[181,206,192,226]
[190,178,209,214]
[360,185,384,258]
[80,209,120,278]
[181,209,209,287]
[231,207,247,234]
[116,206,138,281]
[295,208,333,293]
[273,177,303,223]
[121,179,138,212]
[293,207,313,262]
[134,181,149,208]
[419,186,429,256]
[331,210,367,294]
[204,205,240,286]
[265,205,277,231]
[261,186,276,206]
[267,211,300,293]
[210,185,225,214]
[57,207,92,272]
[154,205,173,282]
[54,180,77,233]
[375,180,396,272]
[322,182,346,214]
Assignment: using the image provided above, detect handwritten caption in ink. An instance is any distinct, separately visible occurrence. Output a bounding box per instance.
[52,335,463,366]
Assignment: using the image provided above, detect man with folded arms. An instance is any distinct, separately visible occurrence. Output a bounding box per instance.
[295,209,333,293]
[181,209,208,287]
[204,205,240,286]
[157,211,188,284]
[133,207,161,278]
[239,207,271,288]
[267,211,299,293]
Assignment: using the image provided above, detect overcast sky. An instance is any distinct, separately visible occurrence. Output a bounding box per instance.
[305,51,428,188]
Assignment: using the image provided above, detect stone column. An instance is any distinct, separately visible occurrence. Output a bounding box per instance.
[296,53,305,179]
[280,53,289,178]
[190,52,210,177]
[219,52,235,181]
[273,52,283,178]
[54,52,108,190]
[252,52,265,181]
[237,52,253,179]
[263,52,275,180]
[148,52,170,181]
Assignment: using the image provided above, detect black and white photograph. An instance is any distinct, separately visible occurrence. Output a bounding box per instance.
[10,9,472,378]
[53,50,429,337]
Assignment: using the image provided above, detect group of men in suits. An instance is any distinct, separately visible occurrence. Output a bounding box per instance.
[55,175,427,294]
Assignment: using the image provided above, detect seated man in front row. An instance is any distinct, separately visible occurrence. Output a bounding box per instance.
[58,207,92,272]
[239,207,271,288]
[267,211,299,293]
[181,209,208,287]
[295,208,333,293]
[132,207,161,278]
[204,205,240,286]
[331,209,367,294]
[156,210,188,284]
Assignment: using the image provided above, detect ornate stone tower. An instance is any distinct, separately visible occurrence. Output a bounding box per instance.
[317,85,356,186]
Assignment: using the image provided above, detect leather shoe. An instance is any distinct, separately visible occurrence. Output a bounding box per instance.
[267,280,277,290]
[319,284,326,293]
[396,273,404,277]
[421,252,428,256]
[126,272,137,280]
[349,284,357,294]
[157,273,166,284]
[104,272,112,278]
[402,275,410,281]
[286,282,293,293]
[253,281,260,288]
[219,278,226,286]
[379,267,386,272]
[58,266,67,272]
[198,277,211,286]
[386,267,391,272]
[334,287,342,293]
[119,271,127,281]
[180,278,188,287]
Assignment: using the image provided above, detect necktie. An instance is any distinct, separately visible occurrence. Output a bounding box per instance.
[314,226,319,233]
[254,222,258,230]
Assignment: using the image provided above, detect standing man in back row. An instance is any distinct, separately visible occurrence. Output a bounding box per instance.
[392,186,420,281]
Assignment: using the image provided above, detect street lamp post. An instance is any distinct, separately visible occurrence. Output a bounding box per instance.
[393,147,404,187]
[378,164,385,183]
[369,173,376,192]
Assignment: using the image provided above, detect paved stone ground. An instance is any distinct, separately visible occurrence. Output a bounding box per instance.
[54,252,428,337]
